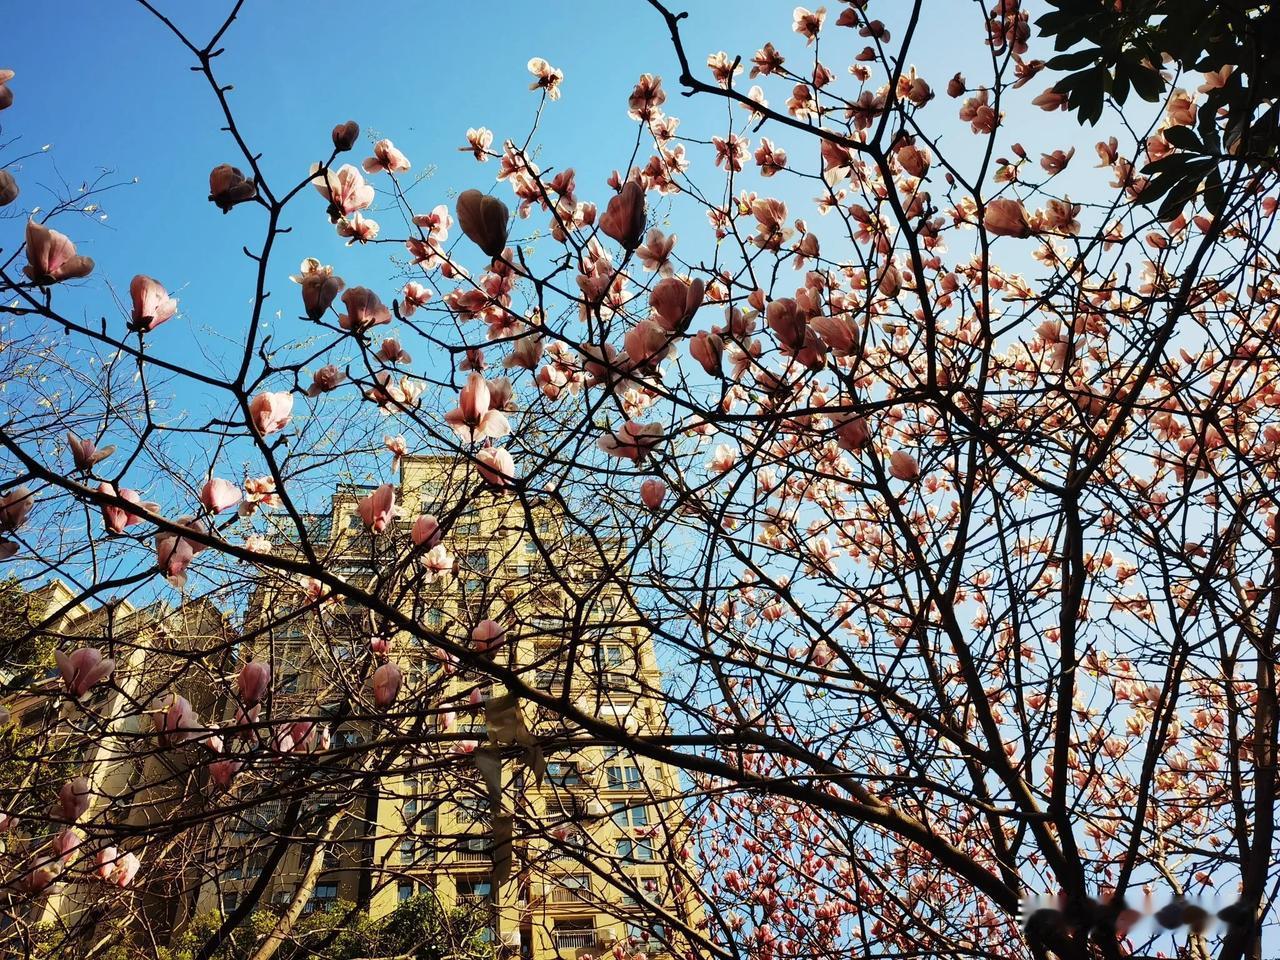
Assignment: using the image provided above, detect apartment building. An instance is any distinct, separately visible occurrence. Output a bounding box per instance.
[0,580,234,948]
[196,455,701,958]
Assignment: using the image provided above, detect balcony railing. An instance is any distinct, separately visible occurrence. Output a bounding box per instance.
[553,930,597,950]
[549,886,591,904]
[457,847,492,862]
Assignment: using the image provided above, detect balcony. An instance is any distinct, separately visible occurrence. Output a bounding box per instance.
[553,930,598,951]
[457,842,493,863]
[549,886,591,904]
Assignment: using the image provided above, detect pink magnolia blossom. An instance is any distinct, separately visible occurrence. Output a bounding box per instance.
[338,286,391,333]
[461,127,493,160]
[0,68,12,112]
[640,478,667,509]
[412,204,453,242]
[385,434,409,471]
[156,694,199,745]
[471,619,505,652]
[445,373,511,441]
[209,757,241,790]
[241,476,280,516]
[598,421,664,462]
[249,391,293,435]
[810,315,861,357]
[67,432,115,472]
[624,320,673,369]
[237,661,271,705]
[400,281,432,316]
[600,180,646,250]
[793,5,826,42]
[689,331,724,374]
[636,228,677,274]
[55,646,115,698]
[26,861,61,893]
[0,485,35,533]
[422,543,455,581]
[362,139,411,174]
[811,640,835,667]
[0,169,14,207]
[331,120,359,152]
[983,197,1033,238]
[527,57,564,100]
[372,662,402,709]
[95,848,140,887]
[291,258,345,320]
[834,415,871,452]
[306,363,346,397]
[411,514,442,549]
[155,516,210,588]
[200,476,242,514]
[357,483,400,534]
[336,212,379,244]
[888,450,921,482]
[52,827,82,863]
[456,189,510,259]
[708,443,738,473]
[208,164,257,212]
[22,219,94,284]
[128,275,179,332]
[58,777,91,822]
[650,276,705,332]
[475,446,516,487]
[377,338,412,364]
[311,163,375,217]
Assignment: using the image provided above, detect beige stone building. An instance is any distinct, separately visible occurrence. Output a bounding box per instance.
[195,455,701,958]
[1,580,234,947]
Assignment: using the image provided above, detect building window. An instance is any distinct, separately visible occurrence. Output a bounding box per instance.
[399,838,417,865]
[615,838,654,862]
[397,881,416,902]
[308,883,338,913]
[611,802,649,827]
[627,923,667,953]
[455,792,489,823]
[455,877,493,904]
[606,765,643,790]
[547,762,582,786]
[550,872,591,903]
[280,671,300,694]
[553,921,596,950]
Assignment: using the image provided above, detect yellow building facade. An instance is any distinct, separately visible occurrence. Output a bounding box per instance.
[197,456,701,958]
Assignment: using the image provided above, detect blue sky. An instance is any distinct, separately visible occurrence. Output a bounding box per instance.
[1,0,1060,367]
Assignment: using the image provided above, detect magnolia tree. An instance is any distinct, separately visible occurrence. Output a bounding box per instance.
[1,1,1278,959]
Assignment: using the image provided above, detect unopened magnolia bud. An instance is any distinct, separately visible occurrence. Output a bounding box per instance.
[455,189,510,259]
[208,164,256,213]
[332,120,359,152]
[0,169,17,207]
[600,180,647,250]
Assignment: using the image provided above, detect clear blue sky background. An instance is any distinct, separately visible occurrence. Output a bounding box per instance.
[1,0,1072,408]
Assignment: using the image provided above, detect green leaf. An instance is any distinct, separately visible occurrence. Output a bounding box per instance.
[1156,174,1204,222]
[1047,47,1105,70]
[1162,125,1203,152]
[1203,168,1225,216]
